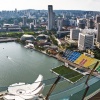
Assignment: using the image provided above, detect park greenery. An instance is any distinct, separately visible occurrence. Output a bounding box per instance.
[34,45,45,51]
[0,32,23,37]
[0,32,35,38]
[92,47,100,59]
[50,35,58,46]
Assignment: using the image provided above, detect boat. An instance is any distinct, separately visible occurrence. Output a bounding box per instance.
[3,74,44,100]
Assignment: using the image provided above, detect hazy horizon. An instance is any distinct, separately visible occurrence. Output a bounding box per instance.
[0,0,100,11]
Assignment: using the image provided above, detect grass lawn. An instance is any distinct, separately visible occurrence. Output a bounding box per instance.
[52,65,84,83]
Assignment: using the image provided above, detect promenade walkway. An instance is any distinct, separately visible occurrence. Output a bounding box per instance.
[0,38,17,43]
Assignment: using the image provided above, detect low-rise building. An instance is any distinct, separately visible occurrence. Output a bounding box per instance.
[20,35,35,42]
[0,24,22,32]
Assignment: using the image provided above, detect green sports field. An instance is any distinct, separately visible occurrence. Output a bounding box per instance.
[52,65,84,83]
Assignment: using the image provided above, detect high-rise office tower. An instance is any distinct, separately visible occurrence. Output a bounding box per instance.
[77,19,86,29]
[53,12,55,29]
[62,13,66,19]
[87,19,95,29]
[70,29,80,40]
[96,15,100,43]
[96,15,100,23]
[14,19,18,25]
[48,5,54,30]
[57,18,63,31]
[97,23,100,43]
[23,16,27,26]
[33,19,37,26]
[78,33,94,50]
[15,8,17,13]
[30,23,34,31]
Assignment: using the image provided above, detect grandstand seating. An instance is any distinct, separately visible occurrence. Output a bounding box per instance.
[67,52,81,62]
[88,59,100,69]
[63,49,100,73]
[74,54,95,68]
[63,49,81,62]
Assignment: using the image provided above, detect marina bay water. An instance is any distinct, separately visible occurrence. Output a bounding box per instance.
[0,42,63,86]
[0,42,99,100]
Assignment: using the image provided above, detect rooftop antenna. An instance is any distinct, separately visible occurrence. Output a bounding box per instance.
[45,76,61,100]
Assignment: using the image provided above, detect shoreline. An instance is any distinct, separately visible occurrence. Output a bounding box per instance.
[31,47,100,77]
[1,41,100,77]
[0,38,17,43]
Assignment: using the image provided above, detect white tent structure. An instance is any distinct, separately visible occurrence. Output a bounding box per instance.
[3,74,45,100]
[24,43,34,49]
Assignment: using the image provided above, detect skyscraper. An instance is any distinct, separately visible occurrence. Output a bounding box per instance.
[70,29,80,40]
[96,15,100,23]
[23,16,27,26]
[48,5,54,30]
[57,18,63,31]
[87,19,95,29]
[53,12,55,29]
[77,19,86,29]
[33,19,37,27]
[97,23,100,43]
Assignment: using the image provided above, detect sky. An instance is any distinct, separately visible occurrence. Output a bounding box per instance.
[0,0,100,11]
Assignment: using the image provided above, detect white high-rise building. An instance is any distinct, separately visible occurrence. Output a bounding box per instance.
[70,29,80,40]
[57,18,63,31]
[78,33,94,50]
[62,13,66,19]
[48,5,54,30]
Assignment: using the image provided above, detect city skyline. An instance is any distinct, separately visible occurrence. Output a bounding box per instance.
[0,0,100,11]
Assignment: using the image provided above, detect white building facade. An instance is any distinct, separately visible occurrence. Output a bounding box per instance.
[57,18,63,31]
[78,33,94,50]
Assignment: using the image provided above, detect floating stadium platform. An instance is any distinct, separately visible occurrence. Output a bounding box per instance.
[63,49,100,73]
